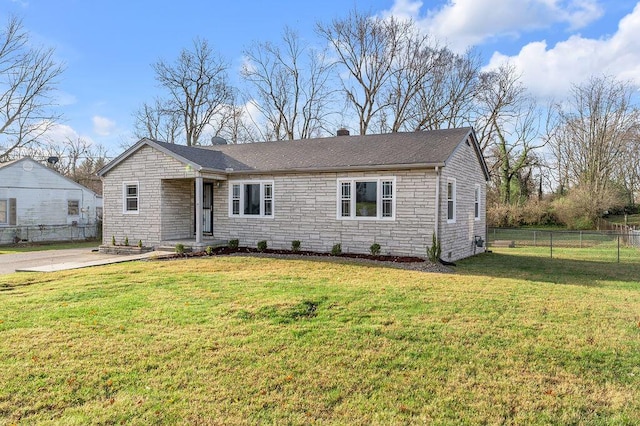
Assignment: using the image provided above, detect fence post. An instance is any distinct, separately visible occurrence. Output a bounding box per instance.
[579,231,582,248]
[550,232,553,259]
[617,234,620,263]
[533,230,536,247]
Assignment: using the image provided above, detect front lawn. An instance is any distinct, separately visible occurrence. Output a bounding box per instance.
[1,249,639,424]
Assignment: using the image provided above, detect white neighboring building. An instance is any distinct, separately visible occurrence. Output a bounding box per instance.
[0,157,102,244]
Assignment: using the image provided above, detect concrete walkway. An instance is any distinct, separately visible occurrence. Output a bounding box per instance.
[0,247,167,274]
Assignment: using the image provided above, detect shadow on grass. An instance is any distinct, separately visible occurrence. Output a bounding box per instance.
[456,250,640,287]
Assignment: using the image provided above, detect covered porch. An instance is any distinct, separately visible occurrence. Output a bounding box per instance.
[160,172,227,249]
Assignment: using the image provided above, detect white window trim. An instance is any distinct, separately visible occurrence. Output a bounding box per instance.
[336,177,396,221]
[228,180,275,218]
[123,182,139,215]
[474,184,481,221]
[447,178,456,224]
[0,199,7,225]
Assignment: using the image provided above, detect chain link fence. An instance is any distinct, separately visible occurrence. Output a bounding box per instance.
[0,223,100,245]
[488,228,640,263]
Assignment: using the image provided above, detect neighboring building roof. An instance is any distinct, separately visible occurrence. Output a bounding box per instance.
[0,157,100,196]
[99,128,489,180]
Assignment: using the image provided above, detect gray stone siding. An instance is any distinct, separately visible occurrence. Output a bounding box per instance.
[213,170,438,258]
[102,145,198,246]
[439,141,487,261]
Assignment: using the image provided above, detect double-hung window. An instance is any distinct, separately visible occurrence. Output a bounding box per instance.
[337,177,395,220]
[68,200,80,216]
[0,199,7,225]
[229,181,274,218]
[123,182,139,214]
[447,179,456,223]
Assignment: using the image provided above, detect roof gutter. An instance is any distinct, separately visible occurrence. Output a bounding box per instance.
[221,162,446,176]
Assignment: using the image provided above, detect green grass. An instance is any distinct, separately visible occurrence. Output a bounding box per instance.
[0,240,99,254]
[1,249,639,424]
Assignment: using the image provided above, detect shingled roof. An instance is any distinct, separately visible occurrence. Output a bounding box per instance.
[99,127,488,179]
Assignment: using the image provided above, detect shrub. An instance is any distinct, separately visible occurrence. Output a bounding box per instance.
[124,236,129,246]
[137,240,143,248]
[228,239,239,250]
[331,243,342,256]
[369,243,381,256]
[291,240,301,252]
[111,236,116,246]
[175,243,185,255]
[257,240,268,252]
[205,246,213,255]
[427,233,441,263]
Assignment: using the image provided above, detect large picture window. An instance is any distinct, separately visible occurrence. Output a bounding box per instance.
[229,181,274,218]
[337,178,395,220]
[123,182,139,213]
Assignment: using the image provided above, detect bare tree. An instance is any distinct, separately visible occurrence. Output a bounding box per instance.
[135,38,234,146]
[133,98,180,143]
[550,76,639,195]
[317,10,408,135]
[0,16,65,162]
[242,27,335,140]
[475,64,546,204]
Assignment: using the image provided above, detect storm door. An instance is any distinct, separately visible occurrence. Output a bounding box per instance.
[202,182,214,235]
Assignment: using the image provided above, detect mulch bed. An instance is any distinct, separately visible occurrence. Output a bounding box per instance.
[160,246,454,273]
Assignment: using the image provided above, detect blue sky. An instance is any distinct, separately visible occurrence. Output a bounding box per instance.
[3,0,640,156]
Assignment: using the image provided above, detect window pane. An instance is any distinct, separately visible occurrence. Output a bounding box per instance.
[382,199,393,217]
[0,200,6,223]
[447,182,453,199]
[355,181,377,217]
[447,200,454,220]
[127,198,138,211]
[244,184,260,215]
[341,200,350,217]
[127,185,137,196]
[232,184,240,198]
[68,200,79,215]
[382,181,393,198]
[264,184,272,199]
[341,182,351,198]
[232,200,240,215]
[264,200,272,216]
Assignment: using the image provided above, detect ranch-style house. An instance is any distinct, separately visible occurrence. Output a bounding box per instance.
[98,127,489,261]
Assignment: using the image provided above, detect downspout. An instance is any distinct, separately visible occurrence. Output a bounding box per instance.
[434,166,440,241]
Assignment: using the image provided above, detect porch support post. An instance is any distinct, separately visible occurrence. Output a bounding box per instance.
[195,176,203,244]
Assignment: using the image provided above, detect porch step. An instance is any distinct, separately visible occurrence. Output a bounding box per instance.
[156,240,228,252]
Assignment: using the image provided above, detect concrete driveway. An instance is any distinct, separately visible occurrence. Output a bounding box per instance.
[0,247,164,275]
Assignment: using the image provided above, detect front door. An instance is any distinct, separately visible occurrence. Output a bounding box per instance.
[202,182,214,235]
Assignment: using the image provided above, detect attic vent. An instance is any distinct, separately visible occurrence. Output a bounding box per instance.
[211,136,228,145]
[337,128,350,136]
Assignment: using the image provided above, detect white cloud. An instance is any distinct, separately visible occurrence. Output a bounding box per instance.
[92,116,116,136]
[382,0,603,52]
[485,2,640,99]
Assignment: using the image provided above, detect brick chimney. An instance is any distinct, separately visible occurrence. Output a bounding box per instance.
[337,128,350,136]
